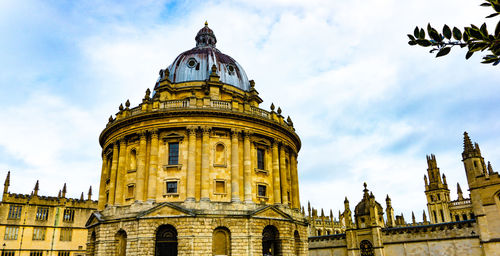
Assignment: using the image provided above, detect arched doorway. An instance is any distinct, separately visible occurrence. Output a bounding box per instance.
[212,227,231,255]
[360,240,374,256]
[155,225,178,256]
[88,231,96,256]
[115,230,127,256]
[262,225,279,256]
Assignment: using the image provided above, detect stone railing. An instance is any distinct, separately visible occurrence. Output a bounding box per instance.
[450,199,471,206]
[113,99,293,131]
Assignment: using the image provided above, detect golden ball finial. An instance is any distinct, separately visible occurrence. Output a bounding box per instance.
[205,21,208,26]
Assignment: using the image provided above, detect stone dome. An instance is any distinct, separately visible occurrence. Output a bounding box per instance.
[166,22,250,91]
[354,183,383,216]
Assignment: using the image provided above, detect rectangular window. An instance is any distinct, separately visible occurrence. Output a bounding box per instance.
[7,205,22,219]
[127,184,135,198]
[455,215,460,221]
[63,208,75,222]
[440,209,445,222]
[29,252,43,256]
[257,148,265,170]
[57,252,70,256]
[1,251,15,256]
[32,227,46,240]
[168,142,179,165]
[36,207,49,221]
[4,226,19,240]
[462,214,468,220]
[60,228,72,241]
[167,181,177,194]
[258,184,267,197]
[166,181,178,194]
[215,180,225,194]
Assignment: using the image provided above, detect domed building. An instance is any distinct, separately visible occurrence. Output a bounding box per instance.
[86,23,307,256]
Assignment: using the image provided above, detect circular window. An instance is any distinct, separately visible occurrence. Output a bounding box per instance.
[187,58,197,68]
[227,64,235,74]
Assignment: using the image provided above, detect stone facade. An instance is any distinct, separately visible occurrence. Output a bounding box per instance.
[87,23,307,256]
[309,132,500,256]
[0,174,97,256]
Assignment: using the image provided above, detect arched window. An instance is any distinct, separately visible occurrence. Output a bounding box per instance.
[129,149,137,171]
[156,225,177,256]
[214,143,226,166]
[294,230,300,256]
[262,225,279,256]
[115,230,127,256]
[360,240,374,256]
[212,227,231,256]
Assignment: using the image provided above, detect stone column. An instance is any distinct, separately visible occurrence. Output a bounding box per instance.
[115,138,127,205]
[200,126,211,201]
[108,141,119,205]
[272,141,281,204]
[231,129,240,202]
[135,131,147,201]
[290,152,300,209]
[147,129,159,201]
[186,126,197,202]
[279,144,289,205]
[97,154,107,210]
[243,130,252,203]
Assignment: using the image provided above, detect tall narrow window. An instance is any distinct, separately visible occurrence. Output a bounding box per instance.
[60,228,72,241]
[36,207,49,221]
[2,251,15,256]
[32,227,46,240]
[168,142,179,165]
[257,148,265,170]
[63,208,75,222]
[4,226,19,240]
[129,149,137,171]
[440,209,445,222]
[115,230,127,256]
[433,211,437,223]
[8,205,22,219]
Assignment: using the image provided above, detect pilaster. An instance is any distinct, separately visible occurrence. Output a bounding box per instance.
[279,143,289,205]
[290,152,299,209]
[231,129,240,202]
[147,129,159,201]
[115,137,127,205]
[108,141,119,205]
[135,131,147,201]
[243,130,253,203]
[186,126,197,202]
[272,141,281,204]
[97,153,107,210]
[201,126,211,201]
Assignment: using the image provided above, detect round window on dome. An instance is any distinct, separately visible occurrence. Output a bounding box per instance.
[187,58,198,68]
[226,64,235,74]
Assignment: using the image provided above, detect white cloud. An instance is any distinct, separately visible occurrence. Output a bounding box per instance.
[0,0,499,221]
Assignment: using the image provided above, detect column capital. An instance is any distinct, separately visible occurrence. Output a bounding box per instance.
[186,125,197,135]
[138,130,147,139]
[230,128,240,135]
[150,129,159,139]
[201,126,211,134]
[243,129,252,138]
[117,136,127,145]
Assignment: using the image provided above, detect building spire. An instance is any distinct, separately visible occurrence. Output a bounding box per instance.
[423,210,427,223]
[3,171,10,194]
[62,183,67,198]
[457,182,464,200]
[88,186,92,201]
[412,211,416,224]
[488,161,494,175]
[33,180,39,196]
[80,192,84,201]
[463,131,474,154]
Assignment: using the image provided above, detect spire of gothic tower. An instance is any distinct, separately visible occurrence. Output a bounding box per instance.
[62,183,67,198]
[457,183,464,200]
[88,186,92,201]
[33,180,39,196]
[463,131,474,154]
[3,171,10,194]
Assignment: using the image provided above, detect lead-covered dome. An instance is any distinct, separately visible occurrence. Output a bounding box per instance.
[166,22,250,91]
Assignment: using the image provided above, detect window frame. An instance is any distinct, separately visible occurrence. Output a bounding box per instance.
[35,207,49,221]
[4,226,19,240]
[167,142,180,166]
[32,227,47,241]
[257,183,268,198]
[7,205,22,219]
[164,179,179,196]
[213,179,226,195]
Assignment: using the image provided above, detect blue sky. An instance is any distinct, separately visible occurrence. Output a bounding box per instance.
[1,0,500,221]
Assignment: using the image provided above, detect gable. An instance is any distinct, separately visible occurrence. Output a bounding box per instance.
[138,202,194,218]
[251,206,292,221]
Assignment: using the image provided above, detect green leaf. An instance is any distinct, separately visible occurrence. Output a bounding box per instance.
[480,3,491,7]
[453,27,462,40]
[407,34,416,41]
[492,3,500,12]
[429,29,441,42]
[416,39,432,47]
[495,20,500,37]
[480,23,488,38]
[468,27,484,39]
[419,28,425,39]
[466,51,474,59]
[486,12,499,18]
[463,31,470,41]
[408,40,417,46]
[436,47,451,57]
[443,25,452,39]
[414,26,420,38]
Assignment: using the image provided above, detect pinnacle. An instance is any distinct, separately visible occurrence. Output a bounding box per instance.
[463,131,474,153]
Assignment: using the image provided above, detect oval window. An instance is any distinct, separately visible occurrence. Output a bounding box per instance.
[187,58,197,68]
[227,64,235,74]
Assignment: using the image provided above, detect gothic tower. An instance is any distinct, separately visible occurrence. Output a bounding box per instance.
[424,154,451,223]
[86,23,307,256]
[462,132,500,254]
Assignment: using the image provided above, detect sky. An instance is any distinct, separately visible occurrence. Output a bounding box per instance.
[1,0,500,222]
